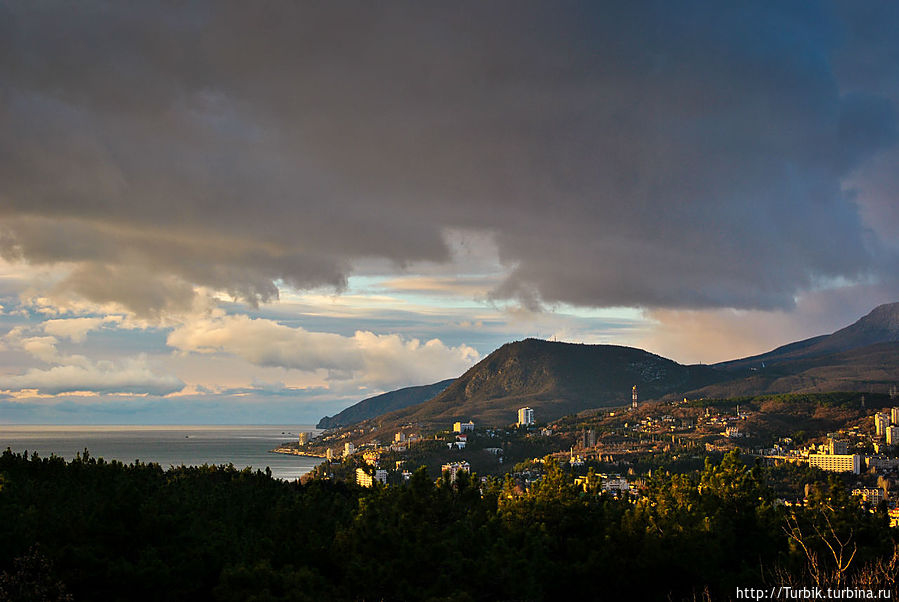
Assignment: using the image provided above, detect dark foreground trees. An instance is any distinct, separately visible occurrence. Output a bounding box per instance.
[0,449,895,601]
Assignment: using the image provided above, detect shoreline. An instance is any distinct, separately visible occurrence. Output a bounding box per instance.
[270,447,327,459]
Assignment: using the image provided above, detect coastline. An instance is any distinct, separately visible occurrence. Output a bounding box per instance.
[270,446,327,459]
[1,425,323,481]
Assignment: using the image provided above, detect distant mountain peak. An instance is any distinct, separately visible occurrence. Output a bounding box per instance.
[819,301,899,349]
[851,302,899,331]
[716,301,899,371]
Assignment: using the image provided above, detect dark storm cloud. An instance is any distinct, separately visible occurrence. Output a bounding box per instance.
[0,1,896,313]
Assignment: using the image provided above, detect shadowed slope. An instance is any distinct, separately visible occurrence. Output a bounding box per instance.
[317,379,454,429]
[366,339,722,428]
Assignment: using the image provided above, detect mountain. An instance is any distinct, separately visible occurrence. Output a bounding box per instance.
[689,342,899,399]
[316,379,454,429]
[716,302,899,371]
[362,339,723,429]
[330,303,899,437]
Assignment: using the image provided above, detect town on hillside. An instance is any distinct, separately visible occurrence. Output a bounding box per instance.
[274,388,899,524]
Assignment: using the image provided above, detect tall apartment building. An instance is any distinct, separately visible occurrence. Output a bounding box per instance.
[876,413,891,437]
[518,407,535,427]
[892,407,899,424]
[888,426,899,446]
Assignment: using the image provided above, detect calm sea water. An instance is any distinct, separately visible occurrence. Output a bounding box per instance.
[0,425,323,481]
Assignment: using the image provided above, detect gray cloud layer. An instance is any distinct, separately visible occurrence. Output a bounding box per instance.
[1,2,896,313]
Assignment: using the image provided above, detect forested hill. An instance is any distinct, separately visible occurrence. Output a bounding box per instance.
[363,339,722,428]
[317,379,453,429]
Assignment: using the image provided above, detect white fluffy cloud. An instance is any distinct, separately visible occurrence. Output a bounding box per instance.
[0,356,183,396]
[42,317,108,342]
[1,325,183,396]
[167,313,480,389]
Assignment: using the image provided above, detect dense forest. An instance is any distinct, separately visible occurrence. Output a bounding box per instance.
[1,449,896,601]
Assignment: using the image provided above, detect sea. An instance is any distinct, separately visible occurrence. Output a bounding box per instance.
[0,425,324,481]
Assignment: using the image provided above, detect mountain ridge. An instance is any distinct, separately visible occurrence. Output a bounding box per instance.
[715,301,899,371]
[317,379,454,429]
[359,339,723,429]
[321,302,899,434]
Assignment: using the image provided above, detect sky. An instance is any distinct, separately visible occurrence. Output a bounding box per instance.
[1,1,898,424]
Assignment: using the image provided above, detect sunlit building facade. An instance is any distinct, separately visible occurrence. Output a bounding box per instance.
[518,407,535,427]
[808,453,861,474]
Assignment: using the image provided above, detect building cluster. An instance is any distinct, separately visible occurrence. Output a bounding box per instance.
[791,409,899,477]
[617,406,743,439]
[758,434,863,474]
[356,467,387,487]
[875,408,899,444]
[321,429,424,462]
[696,406,749,430]
[751,410,899,521]
[448,433,468,450]
[441,461,471,483]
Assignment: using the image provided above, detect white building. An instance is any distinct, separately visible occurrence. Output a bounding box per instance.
[601,476,631,493]
[518,407,535,427]
[808,453,861,474]
[344,442,355,456]
[394,432,406,443]
[298,432,310,446]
